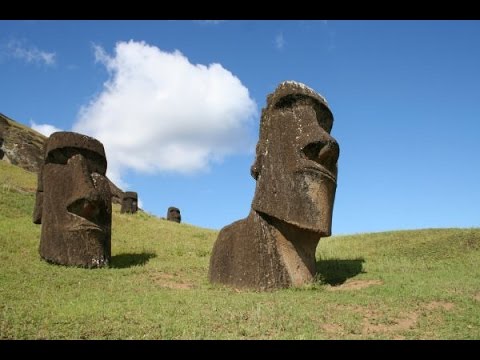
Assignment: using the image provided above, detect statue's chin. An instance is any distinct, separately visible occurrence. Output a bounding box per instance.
[272,215,332,237]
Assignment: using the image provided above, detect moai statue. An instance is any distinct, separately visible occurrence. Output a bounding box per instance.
[33,132,112,268]
[0,137,4,160]
[121,191,138,214]
[209,81,340,290]
[167,207,181,223]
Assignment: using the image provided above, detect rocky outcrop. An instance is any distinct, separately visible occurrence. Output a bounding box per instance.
[0,113,125,204]
[0,113,45,172]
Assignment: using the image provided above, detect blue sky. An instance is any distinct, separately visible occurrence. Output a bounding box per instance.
[1,20,479,234]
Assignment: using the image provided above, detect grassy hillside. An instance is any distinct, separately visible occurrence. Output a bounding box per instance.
[1,161,479,339]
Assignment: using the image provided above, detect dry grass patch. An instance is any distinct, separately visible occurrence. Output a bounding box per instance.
[149,273,195,290]
[327,279,383,291]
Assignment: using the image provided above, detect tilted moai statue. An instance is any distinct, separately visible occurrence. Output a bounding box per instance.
[209,81,340,290]
[167,207,181,223]
[121,191,138,214]
[33,132,112,267]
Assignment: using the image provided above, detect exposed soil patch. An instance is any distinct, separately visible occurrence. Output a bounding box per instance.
[327,279,383,291]
[150,273,194,290]
[423,301,455,311]
[362,311,418,335]
[473,293,480,302]
[321,323,344,334]
[315,305,417,338]
[325,305,419,337]
[357,300,455,336]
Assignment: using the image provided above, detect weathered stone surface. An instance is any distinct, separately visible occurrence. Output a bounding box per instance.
[0,137,4,160]
[0,115,9,141]
[209,81,340,290]
[121,191,138,214]
[32,164,44,224]
[0,113,45,172]
[33,131,112,268]
[1,113,125,205]
[108,178,124,205]
[167,207,181,223]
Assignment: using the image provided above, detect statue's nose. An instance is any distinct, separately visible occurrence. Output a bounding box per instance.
[302,137,339,175]
[68,153,97,188]
[66,154,107,224]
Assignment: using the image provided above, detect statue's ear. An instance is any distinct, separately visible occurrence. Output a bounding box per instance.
[33,192,43,224]
[250,162,258,180]
[250,152,263,180]
[33,164,44,224]
[251,108,268,181]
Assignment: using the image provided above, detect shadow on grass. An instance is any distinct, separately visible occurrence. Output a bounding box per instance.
[110,252,156,269]
[316,258,365,286]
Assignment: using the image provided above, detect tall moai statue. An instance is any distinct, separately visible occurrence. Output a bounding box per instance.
[209,81,340,290]
[167,207,181,223]
[121,191,138,214]
[33,132,112,268]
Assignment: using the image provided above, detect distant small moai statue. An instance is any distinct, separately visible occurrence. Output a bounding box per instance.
[0,137,4,160]
[167,207,181,223]
[209,81,340,290]
[33,131,112,268]
[121,191,138,214]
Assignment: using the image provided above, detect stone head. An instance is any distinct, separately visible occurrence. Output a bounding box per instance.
[167,207,181,223]
[251,81,339,236]
[121,191,138,214]
[34,131,112,267]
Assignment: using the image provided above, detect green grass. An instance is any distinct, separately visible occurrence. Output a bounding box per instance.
[1,161,479,339]
[0,161,37,193]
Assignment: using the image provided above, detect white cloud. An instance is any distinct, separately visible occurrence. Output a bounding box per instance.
[275,33,285,50]
[30,121,62,137]
[7,40,56,66]
[73,40,257,187]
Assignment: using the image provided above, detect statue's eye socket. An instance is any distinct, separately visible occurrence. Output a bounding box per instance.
[67,198,101,224]
[45,148,106,175]
[45,149,69,165]
[313,105,333,133]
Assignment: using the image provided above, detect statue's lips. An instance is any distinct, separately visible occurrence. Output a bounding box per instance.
[68,218,104,233]
[299,165,337,183]
[299,140,339,184]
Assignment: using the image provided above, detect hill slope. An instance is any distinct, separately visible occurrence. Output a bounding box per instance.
[0,113,46,173]
[0,161,479,339]
[0,112,126,204]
